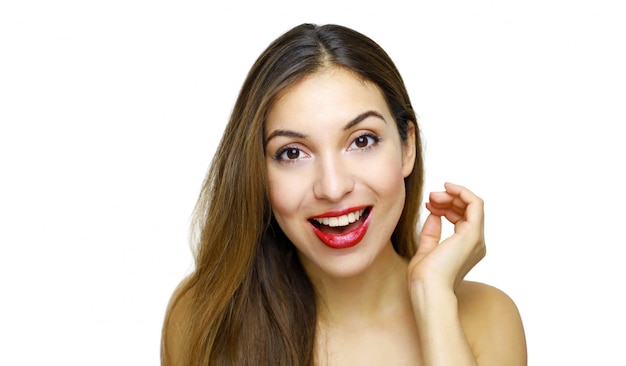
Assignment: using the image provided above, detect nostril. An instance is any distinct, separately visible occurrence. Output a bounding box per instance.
[313,171,355,201]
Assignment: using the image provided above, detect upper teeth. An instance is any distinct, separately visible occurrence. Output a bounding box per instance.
[313,208,365,227]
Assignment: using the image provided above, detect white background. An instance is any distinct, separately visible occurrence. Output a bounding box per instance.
[1,0,625,364]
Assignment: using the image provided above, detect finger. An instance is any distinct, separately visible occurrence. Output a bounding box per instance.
[444,182,484,225]
[425,202,463,224]
[416,213,442,256]
[444,182,479,204]
[429,191,466,215]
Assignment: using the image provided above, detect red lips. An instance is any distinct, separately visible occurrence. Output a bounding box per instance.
[310,207,371,249]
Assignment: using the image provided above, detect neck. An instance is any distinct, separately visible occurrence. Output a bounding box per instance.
[310,245,411,328]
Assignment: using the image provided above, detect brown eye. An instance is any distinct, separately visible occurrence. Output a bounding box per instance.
[286,148,300,159]
[355,136,369,148]
[274,146,310,164]
[350,133,380,151]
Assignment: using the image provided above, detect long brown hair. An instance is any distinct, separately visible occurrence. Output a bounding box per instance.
[161,23,424,365]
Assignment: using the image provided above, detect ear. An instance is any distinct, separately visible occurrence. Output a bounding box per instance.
[401,121,417,178]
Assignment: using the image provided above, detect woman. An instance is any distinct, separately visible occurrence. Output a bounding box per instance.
[161,23,527,365]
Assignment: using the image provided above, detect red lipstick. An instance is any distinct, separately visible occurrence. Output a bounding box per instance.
[310,207,371,249]
[312,206,368,218]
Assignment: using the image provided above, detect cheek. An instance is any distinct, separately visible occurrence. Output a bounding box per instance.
[366,153,407,194]
[378,167,406,197]
[268,173,304,219]
[267,173,312,250]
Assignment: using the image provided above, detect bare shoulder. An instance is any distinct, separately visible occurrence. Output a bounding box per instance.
[456,280,528,366]
[161,276,195,366]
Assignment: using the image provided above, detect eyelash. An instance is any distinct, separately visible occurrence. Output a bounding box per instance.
[273,146,306,163]
[349,132,382,151]
[273,132,382,163]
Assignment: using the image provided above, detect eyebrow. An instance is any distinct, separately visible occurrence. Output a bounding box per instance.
[344,110,387,130]
[264,110,387,146]
[264,129,307,146]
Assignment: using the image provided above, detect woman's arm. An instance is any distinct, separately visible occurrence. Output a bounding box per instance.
[457,280,527,366]
[410,278,478,365]
[408,183,527,365]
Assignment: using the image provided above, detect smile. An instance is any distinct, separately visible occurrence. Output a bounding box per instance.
[312,207,366,227]
[309,207,372,249]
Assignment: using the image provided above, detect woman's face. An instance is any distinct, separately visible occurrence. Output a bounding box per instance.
[264,67,415,279]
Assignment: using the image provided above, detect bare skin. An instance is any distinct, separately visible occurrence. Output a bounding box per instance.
[407,183,528,365]
[264,69,526,365]
[164,68,527,365]
[312,185,527,366]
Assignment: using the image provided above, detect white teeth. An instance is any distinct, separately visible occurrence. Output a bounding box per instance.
[313,208,365,228]
[338,216,349,226]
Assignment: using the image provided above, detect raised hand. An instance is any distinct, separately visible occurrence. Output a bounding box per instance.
[408,182,486,291]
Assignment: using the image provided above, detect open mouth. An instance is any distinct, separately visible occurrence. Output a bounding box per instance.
[308,207,372,249]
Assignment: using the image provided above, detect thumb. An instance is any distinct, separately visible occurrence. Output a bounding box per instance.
[416,213,442,257]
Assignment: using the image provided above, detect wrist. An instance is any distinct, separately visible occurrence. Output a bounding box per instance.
[410,275,456,298]
[410,279,458,321]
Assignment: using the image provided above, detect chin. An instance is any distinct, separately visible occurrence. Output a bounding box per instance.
[300,243,385,281]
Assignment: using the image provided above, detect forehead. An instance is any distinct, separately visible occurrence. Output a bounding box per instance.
[265,68,390,131]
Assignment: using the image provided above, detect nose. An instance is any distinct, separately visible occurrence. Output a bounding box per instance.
[313,154,355,202]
